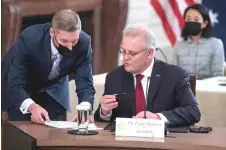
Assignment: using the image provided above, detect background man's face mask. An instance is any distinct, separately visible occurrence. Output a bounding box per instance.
[54,33,76,56]
[184,22,202,36]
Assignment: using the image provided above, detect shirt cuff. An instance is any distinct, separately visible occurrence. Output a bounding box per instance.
[157,113,169,123]
[20,98,35,114]
[99,108,112,121]
[78,101,93,114]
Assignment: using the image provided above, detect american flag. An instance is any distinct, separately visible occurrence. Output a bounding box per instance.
[151,0,195,46]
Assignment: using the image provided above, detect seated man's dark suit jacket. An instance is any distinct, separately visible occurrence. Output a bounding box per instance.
[1,23,95,120]
[94,59,201,127]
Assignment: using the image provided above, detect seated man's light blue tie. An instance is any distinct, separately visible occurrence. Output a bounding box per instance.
[48,53,62,80]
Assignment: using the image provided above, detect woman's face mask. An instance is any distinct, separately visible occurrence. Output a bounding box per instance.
[184,21,202,36]
[184,9,208,36]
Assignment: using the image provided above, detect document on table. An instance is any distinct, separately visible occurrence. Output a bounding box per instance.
[44,121,102,130]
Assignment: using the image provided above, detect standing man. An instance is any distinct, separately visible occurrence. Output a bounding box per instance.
[1,9,95,124]
[94,26,200,127]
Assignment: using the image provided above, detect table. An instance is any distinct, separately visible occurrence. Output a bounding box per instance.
[196,77,226,127]
[2,121,226,150]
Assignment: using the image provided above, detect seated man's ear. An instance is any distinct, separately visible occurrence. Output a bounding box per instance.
[148,48,154,57]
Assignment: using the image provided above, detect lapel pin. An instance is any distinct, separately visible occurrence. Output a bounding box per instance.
[156,74,160,77]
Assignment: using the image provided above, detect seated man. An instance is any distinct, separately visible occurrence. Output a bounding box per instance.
[94,26,201,127]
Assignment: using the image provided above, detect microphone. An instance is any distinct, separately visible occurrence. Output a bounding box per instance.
[156,47,168,63]
[144,77,151,119]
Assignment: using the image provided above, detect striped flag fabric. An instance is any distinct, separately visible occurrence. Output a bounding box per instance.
[151,0,195,46]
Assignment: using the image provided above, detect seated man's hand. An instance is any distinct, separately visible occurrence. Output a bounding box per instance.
[72,114,94,123]
[100,95,118,116]
[133,111,161,120]
[29,103,50,124]
[2,111,8,121]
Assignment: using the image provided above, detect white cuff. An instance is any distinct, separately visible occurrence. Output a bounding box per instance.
[20,98,35,114]
[157,113,169,123]
[99,108,112,121]
[79,102,91,109]
[78,101,93,114]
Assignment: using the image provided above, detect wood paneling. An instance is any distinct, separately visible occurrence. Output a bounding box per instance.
[2,0,128,74]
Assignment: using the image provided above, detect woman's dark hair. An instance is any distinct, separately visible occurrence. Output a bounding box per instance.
[181,3,212,40]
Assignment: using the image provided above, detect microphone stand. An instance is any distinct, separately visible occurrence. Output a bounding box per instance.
[144,77,150,119]
[156,48,168,63]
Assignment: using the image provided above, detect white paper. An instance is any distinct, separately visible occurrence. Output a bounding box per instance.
[44,121,102,130]
[197,76,226,93]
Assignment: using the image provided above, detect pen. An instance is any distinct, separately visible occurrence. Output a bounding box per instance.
[115,93,126,96]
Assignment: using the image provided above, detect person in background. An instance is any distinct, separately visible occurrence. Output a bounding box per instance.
[172,4,225,80]
[94,26,200,127]
[1,9,95,124]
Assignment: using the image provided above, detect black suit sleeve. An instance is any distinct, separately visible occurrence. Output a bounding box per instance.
[8,35,31,109]
[74,37,95,107]
[161,73,201,127]
[94,73,112,121]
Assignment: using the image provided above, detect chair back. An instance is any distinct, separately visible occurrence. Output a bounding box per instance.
[189,74,196,96]
[224,63,226,76]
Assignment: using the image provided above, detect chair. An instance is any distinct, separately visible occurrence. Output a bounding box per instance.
[189,74,196,96]
[224,63,226,76]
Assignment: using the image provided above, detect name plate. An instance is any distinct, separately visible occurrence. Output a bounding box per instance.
[115,118,165,138]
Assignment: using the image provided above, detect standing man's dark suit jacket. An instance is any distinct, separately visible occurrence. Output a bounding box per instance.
[1,23,95,119]
[94,59,200,127]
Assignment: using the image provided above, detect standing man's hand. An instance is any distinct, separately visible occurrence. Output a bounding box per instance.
[28,104,50,124]
[72,101,94,123]
[72,114,94,123]
[2,111,8,121]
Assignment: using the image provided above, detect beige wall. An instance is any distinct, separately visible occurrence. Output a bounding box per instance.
[67,74,106,120]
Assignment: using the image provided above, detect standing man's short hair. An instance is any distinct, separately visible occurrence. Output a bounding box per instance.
[52,9,81,32]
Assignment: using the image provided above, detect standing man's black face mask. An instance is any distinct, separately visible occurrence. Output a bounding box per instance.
[54,33,76,56]
[184,22,202,36]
